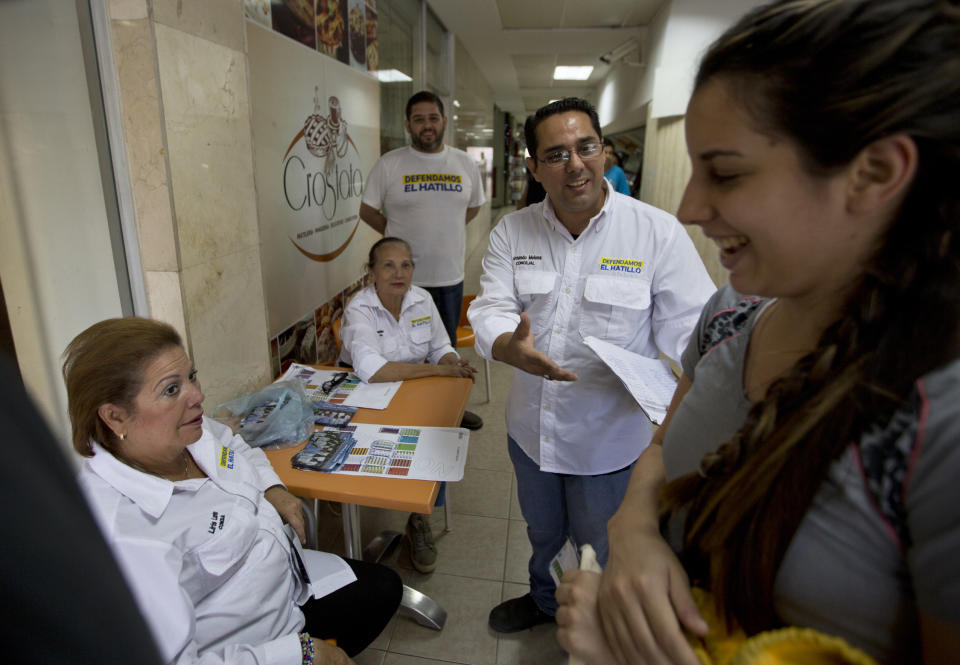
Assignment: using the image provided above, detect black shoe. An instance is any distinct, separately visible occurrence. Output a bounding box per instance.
[460,410,483,430]
[488,593,555,633]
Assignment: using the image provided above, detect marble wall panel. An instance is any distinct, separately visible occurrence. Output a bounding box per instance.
[151,0,245,52]
[180,246,271,409]
[640,111,726,288]
[155,23,259,271]
[109,0,148,20]
[144,269,187,341]
[110,18,179,272]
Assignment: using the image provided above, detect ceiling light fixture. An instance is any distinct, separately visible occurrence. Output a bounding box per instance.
[599,39,641,66]
[553,66,593,81]
[453,99,461,108]
[376,69,413,83]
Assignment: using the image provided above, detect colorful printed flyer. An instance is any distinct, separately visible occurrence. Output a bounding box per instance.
[314,422,469,482]
[280,362,400,410]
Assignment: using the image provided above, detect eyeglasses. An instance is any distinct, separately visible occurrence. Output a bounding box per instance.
[537,141,603,168]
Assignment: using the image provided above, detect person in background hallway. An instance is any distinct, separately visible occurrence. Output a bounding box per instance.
[468,97,715,633]
[555,2,960,664]
[66,318,401,665]
[517,168,547,209]
[359,90,485,433]
[339,236,477,573]
[603,138,631,195]
[0,355,164,665]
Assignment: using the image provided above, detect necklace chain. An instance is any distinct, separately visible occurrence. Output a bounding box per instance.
[121,449,190,481]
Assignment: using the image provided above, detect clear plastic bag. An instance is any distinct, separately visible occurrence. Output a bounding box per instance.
[211,380,314,449]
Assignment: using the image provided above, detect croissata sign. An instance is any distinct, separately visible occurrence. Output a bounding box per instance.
[247,20,380,337]
[281,88,365,262]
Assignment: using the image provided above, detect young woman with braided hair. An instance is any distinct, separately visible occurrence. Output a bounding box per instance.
[555,1,960,664]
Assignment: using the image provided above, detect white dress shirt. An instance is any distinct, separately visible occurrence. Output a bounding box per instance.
[339,284,457,381]
[78,418,307,665]
[468,188,715,474]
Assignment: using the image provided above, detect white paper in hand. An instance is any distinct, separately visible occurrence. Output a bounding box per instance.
[582,336,678,424]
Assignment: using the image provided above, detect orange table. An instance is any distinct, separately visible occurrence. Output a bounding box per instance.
[264,368,472,554]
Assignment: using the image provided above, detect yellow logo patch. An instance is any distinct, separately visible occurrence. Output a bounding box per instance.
[218,446,235,469]
[599,257,644,274]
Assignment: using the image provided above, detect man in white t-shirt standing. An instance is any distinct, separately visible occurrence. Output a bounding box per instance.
[359,91,486,570]
[360,92,485,341]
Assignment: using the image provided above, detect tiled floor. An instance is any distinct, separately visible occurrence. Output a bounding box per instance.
[315,208,571,665]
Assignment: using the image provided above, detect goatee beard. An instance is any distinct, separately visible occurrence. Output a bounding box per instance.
[411,129,444,152]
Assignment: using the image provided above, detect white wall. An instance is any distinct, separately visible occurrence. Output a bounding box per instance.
[651,0,763,118]
[0,0,124,440]
[596,0,762,132]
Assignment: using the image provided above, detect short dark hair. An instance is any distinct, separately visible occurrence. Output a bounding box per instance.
[367,236,413,270]
[524,98,602,160]
[602,137,615,149]
[405,91,444,119]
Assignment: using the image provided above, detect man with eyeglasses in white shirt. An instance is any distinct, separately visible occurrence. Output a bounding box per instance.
[468,98,715,633]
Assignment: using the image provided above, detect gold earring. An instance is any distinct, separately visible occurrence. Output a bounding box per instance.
[119,433,126,441]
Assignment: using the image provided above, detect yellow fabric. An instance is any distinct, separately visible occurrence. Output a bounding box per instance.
[685,589,879,665]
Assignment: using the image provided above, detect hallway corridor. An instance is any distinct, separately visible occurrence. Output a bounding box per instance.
[317,208,571,665]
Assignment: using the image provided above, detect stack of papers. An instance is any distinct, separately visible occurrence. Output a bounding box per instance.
[280,363,400,410]
[294,423,469,482]
[291,429,356,472]
[582,336,678,425]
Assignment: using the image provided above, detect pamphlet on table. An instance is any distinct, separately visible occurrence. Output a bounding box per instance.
[280,362,400,410]
[582,336,678,425]
[291,423,469,482]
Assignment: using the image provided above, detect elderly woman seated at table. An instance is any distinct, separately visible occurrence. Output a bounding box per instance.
[66,317,401,665]
[338,236,477,574]
[339,237,477,384]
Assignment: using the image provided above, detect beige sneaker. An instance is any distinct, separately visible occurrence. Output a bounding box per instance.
[406,514,438,573]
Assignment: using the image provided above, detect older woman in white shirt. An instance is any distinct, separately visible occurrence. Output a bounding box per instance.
[339,237,476,573]
[65,317,401,665]
[339,237,476,384]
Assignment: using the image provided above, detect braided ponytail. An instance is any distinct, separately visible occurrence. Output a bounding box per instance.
[662,0,960,634]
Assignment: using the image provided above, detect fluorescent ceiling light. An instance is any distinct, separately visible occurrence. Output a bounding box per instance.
[553,66,593,80]
[376,69,413,83]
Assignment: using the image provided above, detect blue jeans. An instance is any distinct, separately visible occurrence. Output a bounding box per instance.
[508,436,635,615]
[422,282,463,347]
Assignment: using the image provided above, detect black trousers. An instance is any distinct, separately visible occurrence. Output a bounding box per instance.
[300,558,403,656]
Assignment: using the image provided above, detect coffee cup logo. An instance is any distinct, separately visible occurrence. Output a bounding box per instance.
[281,87,365,262]
[303,90,352,175]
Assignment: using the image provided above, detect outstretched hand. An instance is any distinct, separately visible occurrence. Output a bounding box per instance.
[493,312,577,381]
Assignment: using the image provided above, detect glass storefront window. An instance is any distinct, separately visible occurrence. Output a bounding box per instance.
[425,7,450,97]
[376,0,418,152]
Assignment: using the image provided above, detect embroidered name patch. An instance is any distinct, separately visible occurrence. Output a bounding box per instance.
[410,315,431,328]
[208,510,225,534]
[402,173,464,193]
[218,446,235,469]
[514,254,542,266]
[599,257,644,274]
